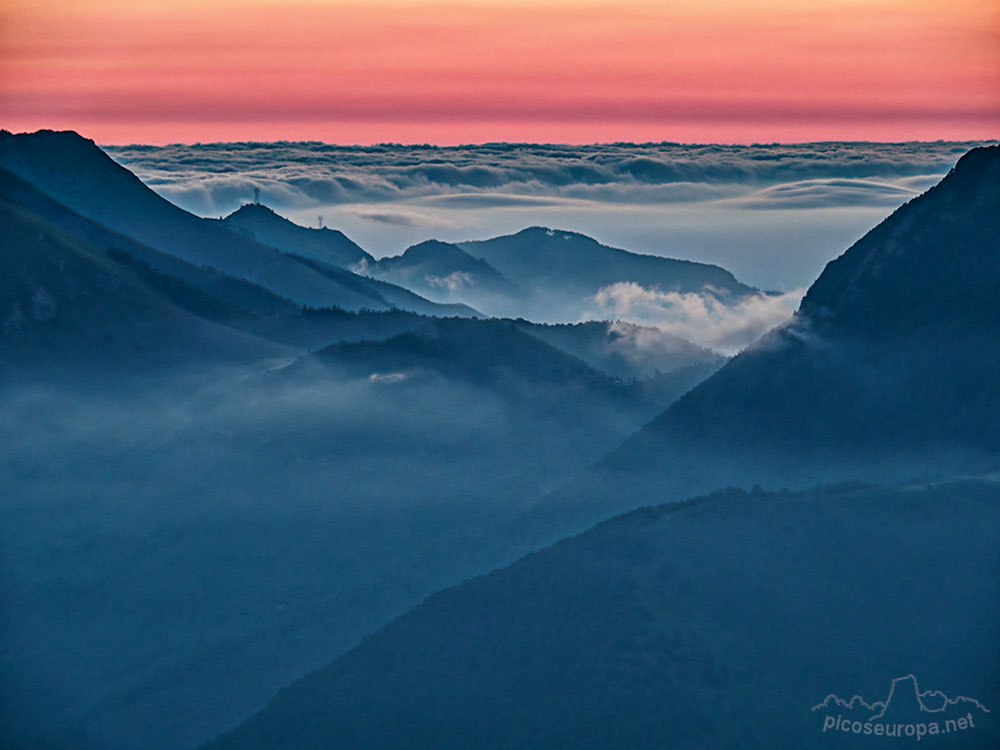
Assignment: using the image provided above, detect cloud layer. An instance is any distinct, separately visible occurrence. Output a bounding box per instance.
[106,141,976,217]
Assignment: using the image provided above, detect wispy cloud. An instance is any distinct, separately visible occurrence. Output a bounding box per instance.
[426,272,475,292]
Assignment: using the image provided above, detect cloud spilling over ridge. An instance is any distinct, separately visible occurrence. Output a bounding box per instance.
[104,141,978,217]
[586,283,805,354]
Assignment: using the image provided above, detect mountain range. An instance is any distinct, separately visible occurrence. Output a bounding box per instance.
[215,195,762,322]
[0,129,741,750]
[2,132,997,750]
[206,146,1000,749]
[0,130,473,317]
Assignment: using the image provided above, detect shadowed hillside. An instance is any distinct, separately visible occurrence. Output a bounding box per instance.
[206,479,1000,750]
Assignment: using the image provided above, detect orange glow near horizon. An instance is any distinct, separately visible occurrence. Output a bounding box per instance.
[1,0,998,144]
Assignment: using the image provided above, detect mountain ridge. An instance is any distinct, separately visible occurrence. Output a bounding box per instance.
[221,202,373,269]
[0,130,471,317]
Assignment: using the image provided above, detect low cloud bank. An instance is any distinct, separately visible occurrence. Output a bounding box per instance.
[587,283,806,354]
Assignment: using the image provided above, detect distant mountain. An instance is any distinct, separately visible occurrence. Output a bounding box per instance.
[221,203,372,269]
[0,130,472,317]
[367,239,523,308]
[458,226,755,302]
[206,479,1000,750]
[536,145,1000,528]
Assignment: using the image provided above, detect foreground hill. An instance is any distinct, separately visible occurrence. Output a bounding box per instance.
[537,144,1000,529]
[207,479,1000,750]
[0,130,471,316]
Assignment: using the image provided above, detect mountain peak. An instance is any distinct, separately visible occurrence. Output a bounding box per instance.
[799,144,1000,336]
[226,202,279,219]
[396,239,489,268]
[403,238,468,257]
[1,128,95,149]
[0,129,141,190]
[222,202,373,268]
[514,226,591,242]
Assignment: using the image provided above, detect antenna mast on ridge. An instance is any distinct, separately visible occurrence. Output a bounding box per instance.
[254,187,260,205]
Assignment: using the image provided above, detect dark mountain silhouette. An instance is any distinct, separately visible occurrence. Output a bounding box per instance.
[0,166,294,316]
[800,145,1000,336]
[205,479,1000,750]
[305,317,684,419]
[458,226,756,300]
[368,239,523,306]
[7,132,997,750]
[0,166,462,357]
[0,190,288,374]
[221,202,373,269]
[536,145,1000,529]
[0,130,470,317]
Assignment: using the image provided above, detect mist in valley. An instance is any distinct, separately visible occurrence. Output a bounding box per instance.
[1,131,998,750]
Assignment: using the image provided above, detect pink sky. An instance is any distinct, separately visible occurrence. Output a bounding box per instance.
[2,0,998,144]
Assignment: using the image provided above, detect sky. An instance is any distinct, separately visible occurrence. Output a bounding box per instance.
[2,0,998,145]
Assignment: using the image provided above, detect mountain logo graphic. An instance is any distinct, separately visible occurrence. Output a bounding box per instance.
[812,675,989,739]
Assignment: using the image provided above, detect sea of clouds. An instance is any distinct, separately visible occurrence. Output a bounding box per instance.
[104,141,982,293]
